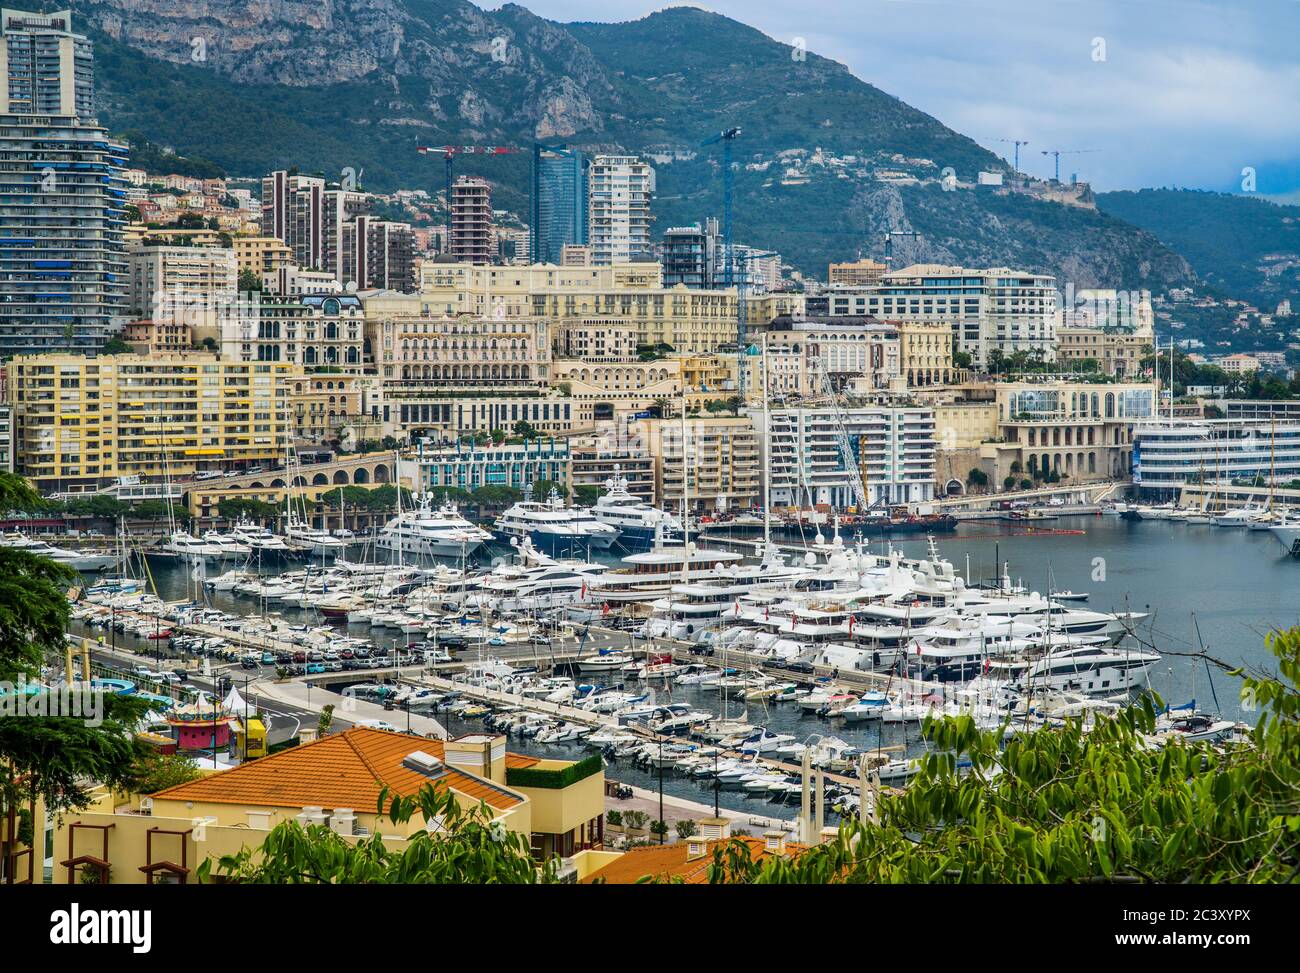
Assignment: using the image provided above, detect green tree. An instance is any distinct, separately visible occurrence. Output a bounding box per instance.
[197,783,556,883]
[134,750,203,794]
[675,819,698,839]
[573,484,601,506]
[0,474,148,826]
[512,420,539,440]
[966,468,989,488]
[101,336,132,355]
[238,268,263,292]
[316,704,335,737]
[704,626,1300,883]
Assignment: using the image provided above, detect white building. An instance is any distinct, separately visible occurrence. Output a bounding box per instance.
[825,263,1057,366]
[127,244,238,336]
[588,155,655,266]
[760,405,937,509]
[1132,418,1300,495]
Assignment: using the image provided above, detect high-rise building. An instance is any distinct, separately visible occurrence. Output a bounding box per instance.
[588,155,655,266]
[450,176,492,265]
[0,9,93,116]
[260,171,326,270]
[127,243,238,340]
[661,222,717,289]
[0,10,128,358]
[343,217,415,293]
[530,144,587,265]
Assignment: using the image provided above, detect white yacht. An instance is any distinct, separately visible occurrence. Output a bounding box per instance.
[992,643,1161,695]
[589,467,682,552]
[590,539,744,607]
[376,493,492,558]
[0,532,122,572]
[468,548,612,613]
[164,530,240,562]
[284,518,349,557]
[492,488,619,554]
[1269,516,1300,553]
[230,519,293,560]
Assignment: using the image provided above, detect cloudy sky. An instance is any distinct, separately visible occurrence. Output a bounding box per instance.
[491,0,1300,196]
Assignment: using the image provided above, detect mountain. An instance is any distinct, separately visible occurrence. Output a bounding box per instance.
[56,0,1194,288]
[1097,189,1300,312]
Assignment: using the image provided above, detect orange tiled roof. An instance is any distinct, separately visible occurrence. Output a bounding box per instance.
[582,837,804,884]
[151,728,528,812]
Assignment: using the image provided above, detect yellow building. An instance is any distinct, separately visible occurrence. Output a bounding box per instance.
[412,261,789,355]
[627,415,760,512]
[289,372,362,446]
[51,727,605,884]
[1055,326,1151,377]
[898,321,958,387]
[828,258,886,286]
[232,235,294,281]
[7,353,295,492]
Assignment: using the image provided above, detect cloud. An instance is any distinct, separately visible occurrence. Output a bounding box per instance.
[494,0,1300,192]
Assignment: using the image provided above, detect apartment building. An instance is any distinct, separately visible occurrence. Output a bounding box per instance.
[450,176,493,265]
[1055,326,1151,377]
[825,264,1057,365]
[7,353,293,491]
[570,431,657,502]
[127,244,238,341]
[588,155,655,265]
[763,318,901,393]
[898,321,958,387]
[530,144,588,265]
[626,416,760,513]
[368,312,550,390]
[288,372,361,447]
[416,261,751,354]
[232,235,293,283]
[760,405,938,509]
[549,358,681,425]
[828,258,886,287]
[0,8,93,116]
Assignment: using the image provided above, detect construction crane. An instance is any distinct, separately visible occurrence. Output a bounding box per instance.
[883,228,918,269]
[700,128,742,287]
[1040,148,1098,183]
[415,144,519,246]
[995,138,1029,173]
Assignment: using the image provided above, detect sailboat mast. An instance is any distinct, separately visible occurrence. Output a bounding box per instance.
[680,383,689,585]
[762,333,772,546]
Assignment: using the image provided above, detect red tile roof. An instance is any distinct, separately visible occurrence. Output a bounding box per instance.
[583,836,804,884]
[151,728,528,812]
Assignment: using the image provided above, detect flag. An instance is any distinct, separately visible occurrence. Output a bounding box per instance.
[580,581,587,599]
[765,606,770,621]
[848,615,855,634]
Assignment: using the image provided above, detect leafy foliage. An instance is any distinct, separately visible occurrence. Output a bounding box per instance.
[198,783,556,884]
[702,628,1300,884]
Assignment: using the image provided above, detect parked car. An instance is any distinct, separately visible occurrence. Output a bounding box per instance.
[305,663,326,675]
[786,661,815,674]
[293,650,307,663]
[356,719,398,733]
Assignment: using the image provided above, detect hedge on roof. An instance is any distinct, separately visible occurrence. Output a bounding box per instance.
[505,754,602,790]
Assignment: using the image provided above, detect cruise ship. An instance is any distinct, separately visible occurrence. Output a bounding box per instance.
[376,494,493,558]
[492,489,620,554]
[589,468,682,552]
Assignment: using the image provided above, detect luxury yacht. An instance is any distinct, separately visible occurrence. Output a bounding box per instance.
[589,467,682,552]
[0,532,122,572]
[493,488,620,554]
[284,518,349,557]
[376,493,492,558]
